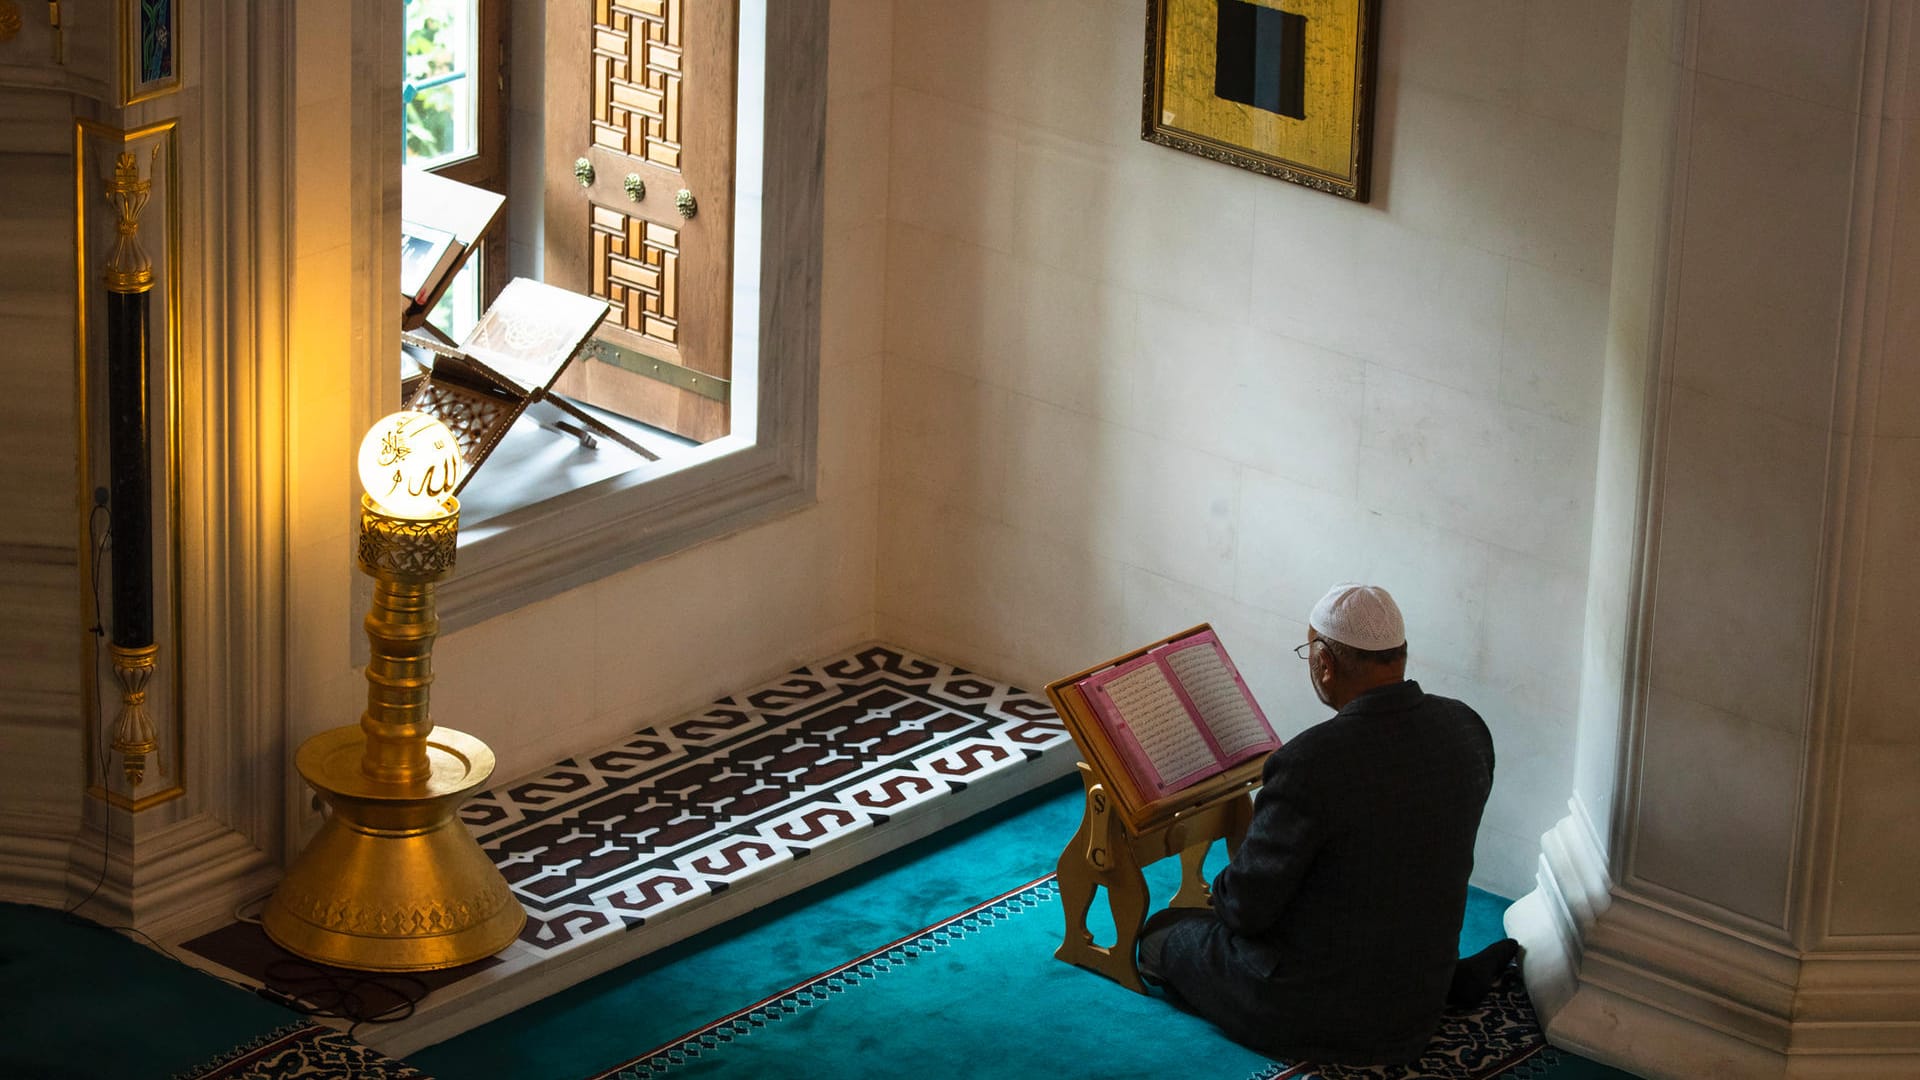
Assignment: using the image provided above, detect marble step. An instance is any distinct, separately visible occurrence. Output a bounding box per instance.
[178,643,1075,1058]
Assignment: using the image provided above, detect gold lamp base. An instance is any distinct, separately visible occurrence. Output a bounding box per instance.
[263,493,524,972]
[263,726,524,970]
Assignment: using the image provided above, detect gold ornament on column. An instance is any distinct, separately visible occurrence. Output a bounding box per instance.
[104,149,158,293]
[263,411,525,970]
[108,643,159,785]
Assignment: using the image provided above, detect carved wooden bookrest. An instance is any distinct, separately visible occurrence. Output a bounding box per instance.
[1044,625,1271,993]
[1053,759,1257,992]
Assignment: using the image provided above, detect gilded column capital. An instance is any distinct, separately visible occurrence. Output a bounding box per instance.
[103,148,158,294]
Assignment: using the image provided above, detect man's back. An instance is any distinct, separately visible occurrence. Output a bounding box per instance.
[1158,679,1495,1064]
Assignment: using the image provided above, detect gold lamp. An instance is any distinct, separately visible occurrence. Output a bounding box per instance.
[263,411,525,970]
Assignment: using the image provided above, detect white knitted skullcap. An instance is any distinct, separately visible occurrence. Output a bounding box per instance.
[1309,582,1405,651]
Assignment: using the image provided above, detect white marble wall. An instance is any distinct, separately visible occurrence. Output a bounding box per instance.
[0,90,85,891]
[876,0,1631,900]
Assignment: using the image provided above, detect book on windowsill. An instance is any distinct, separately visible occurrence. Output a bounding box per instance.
[400,277,611,489]
[1047,625,1280,824]
[455,277,611,396]
[400,168,507,327]
[400,219,464,306]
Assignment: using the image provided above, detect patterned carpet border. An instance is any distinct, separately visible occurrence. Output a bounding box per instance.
[172,1023,426,1080]
[584,874,1064,1079]
[1246,968,1551,1080]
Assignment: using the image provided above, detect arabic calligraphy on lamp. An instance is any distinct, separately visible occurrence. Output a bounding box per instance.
[356,410,462,520]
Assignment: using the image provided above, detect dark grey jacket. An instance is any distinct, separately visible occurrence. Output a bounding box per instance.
[1157,679,1495,1065]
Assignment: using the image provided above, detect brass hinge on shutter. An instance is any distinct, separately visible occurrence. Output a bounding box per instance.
[579,338,730,403]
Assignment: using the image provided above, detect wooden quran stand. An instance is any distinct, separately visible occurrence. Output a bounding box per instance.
[1045,627,1263,993]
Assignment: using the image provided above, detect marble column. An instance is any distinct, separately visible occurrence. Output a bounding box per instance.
[1507,1,1920,1076]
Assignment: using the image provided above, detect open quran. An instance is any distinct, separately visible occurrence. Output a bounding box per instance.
[1047,626,1279,825]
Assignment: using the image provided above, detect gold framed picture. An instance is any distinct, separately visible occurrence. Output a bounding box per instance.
[1142,0,1379,201]
[120,0,182,107]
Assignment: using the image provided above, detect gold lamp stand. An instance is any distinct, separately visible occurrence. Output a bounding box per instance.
[263,496,524,971]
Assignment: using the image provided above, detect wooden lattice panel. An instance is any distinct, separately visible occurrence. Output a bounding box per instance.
[590,204,680,346]
[591,0,683,170]
[405,377,519,487]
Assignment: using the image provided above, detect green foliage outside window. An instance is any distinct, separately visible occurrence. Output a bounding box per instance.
[404,0,471,165]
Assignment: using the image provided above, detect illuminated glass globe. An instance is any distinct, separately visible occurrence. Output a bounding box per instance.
[357,411,463,519]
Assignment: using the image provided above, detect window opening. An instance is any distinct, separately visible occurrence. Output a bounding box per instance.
[404,0,481,169]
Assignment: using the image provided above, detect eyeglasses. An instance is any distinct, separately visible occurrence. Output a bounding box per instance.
[1292,641,1320,660]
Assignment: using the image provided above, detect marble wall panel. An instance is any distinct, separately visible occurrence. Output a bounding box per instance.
[1369,77,1507,246]
[1252,209,1510,396]
[1000,395,1242,597]
[1132,299,1365,495]
[1361,512,1495,682]
[437,581,599,781]
[1696,0,1867,113]
[0,148,77,552]
[893,0,1137,147]
[820,216,888,374]
[989,258,1138,423]
[1500,261,1611,428]
[1632,688,1802,927]
[1474,823,1543,902]
[1877,115,1920,439]
[1381,0,1526,107]
[888,90,1018,254]
[1466,110,1623,285]
[1669,74,1854,429]
[881,225,1002,384]
[825,90,892,236]
[1646,388,1827,738]
[1359,367,1596,569]
[1827,743,1920,936]
[1521,0,1633,136]
[828,0,892,102]
[815,320,884,505]
[1013,130,1257,320]
[880,360,1011,522]
[1234,469,1374,625]
[1844,434,1920,747]
[1481,552,1587,721]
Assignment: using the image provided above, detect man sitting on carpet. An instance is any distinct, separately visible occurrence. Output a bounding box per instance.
[1138,582,1518,1066]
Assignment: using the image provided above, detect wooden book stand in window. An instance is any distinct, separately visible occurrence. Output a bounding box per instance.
[402,277,659,491]
[1044,626,1265,992]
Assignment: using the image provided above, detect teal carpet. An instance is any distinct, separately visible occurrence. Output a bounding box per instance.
[0,900,302,1077]
[2,779,1641,1079]
[412,779,1641,1080]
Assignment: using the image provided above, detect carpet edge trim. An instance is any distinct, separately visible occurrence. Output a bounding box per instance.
[582,873,1061,1079]
[168,1022,326,1079]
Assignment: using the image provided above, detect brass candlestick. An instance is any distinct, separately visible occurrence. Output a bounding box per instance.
[263,491,524,970]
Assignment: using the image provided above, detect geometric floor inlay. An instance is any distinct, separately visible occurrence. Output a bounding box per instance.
[460,643,1071,954]
[177,642,1072,1058]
